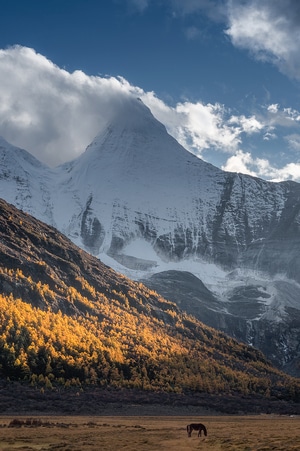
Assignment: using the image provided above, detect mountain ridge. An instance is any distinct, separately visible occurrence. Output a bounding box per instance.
[0,197,299,414]
[1,96,300,375]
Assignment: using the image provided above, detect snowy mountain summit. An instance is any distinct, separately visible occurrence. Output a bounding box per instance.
[1,97,300,375]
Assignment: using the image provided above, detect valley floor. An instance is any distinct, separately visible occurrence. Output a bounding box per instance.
[0,414,299,450]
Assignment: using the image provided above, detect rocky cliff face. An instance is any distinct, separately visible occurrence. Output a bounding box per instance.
[1,97,300,375]
[140,270,300,376]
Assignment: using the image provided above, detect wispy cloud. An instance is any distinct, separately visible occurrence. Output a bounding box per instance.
[225,0,300,80]
[167,0,227,22]
[126,0,150,13]
[285,133,300,152]
[131,0,300,80]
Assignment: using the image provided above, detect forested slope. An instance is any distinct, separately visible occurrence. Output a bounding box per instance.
[0,198,299,410]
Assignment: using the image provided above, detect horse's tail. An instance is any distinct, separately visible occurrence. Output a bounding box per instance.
[203,424,207,436]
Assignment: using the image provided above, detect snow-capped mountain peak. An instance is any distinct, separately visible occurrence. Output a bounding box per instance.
[1,96,300,375]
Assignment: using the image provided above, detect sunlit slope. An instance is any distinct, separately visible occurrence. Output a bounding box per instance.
[0,198,299,402]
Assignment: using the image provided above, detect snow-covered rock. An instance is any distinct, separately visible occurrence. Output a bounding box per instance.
[1,97,300,375]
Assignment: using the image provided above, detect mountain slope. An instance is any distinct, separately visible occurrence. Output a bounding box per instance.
[0,197,300,415]
[52,97,224,258]
[0,136,54,223]
[1,97,300,375]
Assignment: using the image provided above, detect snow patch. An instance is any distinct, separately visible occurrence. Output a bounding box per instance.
[123,238,158,261]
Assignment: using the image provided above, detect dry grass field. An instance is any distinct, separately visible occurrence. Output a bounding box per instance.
[0,414,299,451]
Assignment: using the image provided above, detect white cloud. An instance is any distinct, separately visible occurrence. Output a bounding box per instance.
[263,103,300,128]
[285,133,300,152]
[126,0,300,81]
[263,130,277,141]
[222,149,300,182]
[146,99,267,159]
[1,45,300,182]
[275,163,300,181]
[225,0,300,80]
[0,45,263,167]
[172,102,241,152]
[229,115,263,134]
[128,0,300,83]
[0,46,144,166]
[221,150,257,177]
[267,104,279,114]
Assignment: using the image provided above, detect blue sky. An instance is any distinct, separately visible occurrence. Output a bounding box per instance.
[1,0,300,181]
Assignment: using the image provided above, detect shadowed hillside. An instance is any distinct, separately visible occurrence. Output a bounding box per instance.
[0,198,299,414]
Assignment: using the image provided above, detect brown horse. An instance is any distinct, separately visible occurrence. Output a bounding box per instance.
[187,423,207,437]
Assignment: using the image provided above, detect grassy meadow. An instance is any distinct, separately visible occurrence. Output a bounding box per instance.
[0,414,299,450]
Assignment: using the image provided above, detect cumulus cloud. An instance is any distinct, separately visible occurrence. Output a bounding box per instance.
[222,150,257,177]
[167,102,241,153]
[222,149,300,182]
[0,46,145,166]
[143,95,267,160]
[0,45,264,168]
[1,45,300,182]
